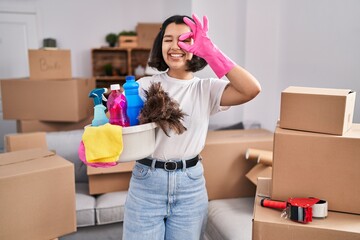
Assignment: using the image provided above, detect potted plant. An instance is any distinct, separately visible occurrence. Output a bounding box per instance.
[103,63,113,76]
[105,33,118,47]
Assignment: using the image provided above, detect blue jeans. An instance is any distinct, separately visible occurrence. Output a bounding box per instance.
[123,160,208,240]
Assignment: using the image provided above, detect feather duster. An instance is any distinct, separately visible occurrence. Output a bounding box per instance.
[139,82,187,137]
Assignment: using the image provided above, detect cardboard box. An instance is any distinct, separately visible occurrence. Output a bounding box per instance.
[0,149,76,240]
[136,23,162,48]
[87,161,135,195]
[271,124,360,214]
[17,115,93,133]
[253,178,360,240]
[4,132,47,152]
[1,78,95,122]
[29,49,72,80]
[245,163,272,185]
[200,129,274,200]
[280,86,356,135]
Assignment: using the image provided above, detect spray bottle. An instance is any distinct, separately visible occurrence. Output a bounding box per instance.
[107,84,130,126]
[89,88,109,126]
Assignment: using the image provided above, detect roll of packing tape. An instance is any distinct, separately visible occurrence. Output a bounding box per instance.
[312,199,328,218]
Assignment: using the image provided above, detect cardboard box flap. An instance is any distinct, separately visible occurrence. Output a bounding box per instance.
[0,148,54,166]
[283,86,353,96]
[256,177,272,198]
[276,123,360,138]
[205,129,274,145]
[87,161,134,175]
[245,165,272,186]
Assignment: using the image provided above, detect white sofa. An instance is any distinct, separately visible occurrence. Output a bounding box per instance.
[44,129,254,240]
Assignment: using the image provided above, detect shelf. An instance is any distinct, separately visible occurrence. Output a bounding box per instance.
[91,47,151,88]
[94,76,126,81]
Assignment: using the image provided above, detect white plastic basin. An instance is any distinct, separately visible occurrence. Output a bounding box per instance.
[118,122,157,162]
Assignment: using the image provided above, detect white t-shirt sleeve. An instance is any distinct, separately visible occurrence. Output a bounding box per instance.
[209,78,230,115]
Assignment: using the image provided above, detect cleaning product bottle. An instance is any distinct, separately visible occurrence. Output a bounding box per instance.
[123,75,144,126]
[89,88,109,126]
[107,84,130,127]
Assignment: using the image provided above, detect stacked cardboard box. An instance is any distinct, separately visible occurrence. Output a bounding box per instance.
[0,49,95,132]
[272,86,359,215]
[252,86,359,239]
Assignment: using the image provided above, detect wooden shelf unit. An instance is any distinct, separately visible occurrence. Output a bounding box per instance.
[91,47,150,88]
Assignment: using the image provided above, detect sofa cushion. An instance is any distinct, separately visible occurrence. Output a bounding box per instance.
[46,129,88,183]
[204,197,254,240]
[76,183,96,227]
[95,191,127,225]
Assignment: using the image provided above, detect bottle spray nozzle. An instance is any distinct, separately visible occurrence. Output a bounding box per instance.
[89,88,108,106]
[89,88,109,126]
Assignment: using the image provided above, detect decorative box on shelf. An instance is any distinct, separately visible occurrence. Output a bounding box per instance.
[118,36,138,48]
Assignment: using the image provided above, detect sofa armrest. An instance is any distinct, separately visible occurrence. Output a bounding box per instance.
[46,129,87,183]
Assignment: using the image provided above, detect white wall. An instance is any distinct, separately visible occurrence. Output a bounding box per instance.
[243,0,282,131]
[1,0,360,134]
[192,0,248,129]
[244,0,360,131]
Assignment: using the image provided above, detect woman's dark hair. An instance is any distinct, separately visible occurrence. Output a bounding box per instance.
[148,15,207,72]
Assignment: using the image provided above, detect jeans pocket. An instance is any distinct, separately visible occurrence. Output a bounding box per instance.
[132,163,152,180]
[185,162,204,180]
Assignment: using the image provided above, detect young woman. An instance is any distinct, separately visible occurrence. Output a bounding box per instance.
[123,14,261,240]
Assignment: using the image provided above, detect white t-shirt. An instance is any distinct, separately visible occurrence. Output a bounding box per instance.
[137,72,229,161]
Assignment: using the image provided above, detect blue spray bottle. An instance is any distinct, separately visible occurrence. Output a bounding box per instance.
[89,88,109,126]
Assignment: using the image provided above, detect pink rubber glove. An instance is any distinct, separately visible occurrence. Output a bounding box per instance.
[178,14,235,78]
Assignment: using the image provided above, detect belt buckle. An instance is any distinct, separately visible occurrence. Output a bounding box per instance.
[164,160,177,171]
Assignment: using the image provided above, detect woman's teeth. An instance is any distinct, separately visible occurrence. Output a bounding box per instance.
[170,53,183,58]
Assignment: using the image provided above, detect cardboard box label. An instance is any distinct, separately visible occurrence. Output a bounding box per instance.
[29,49,72,80]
